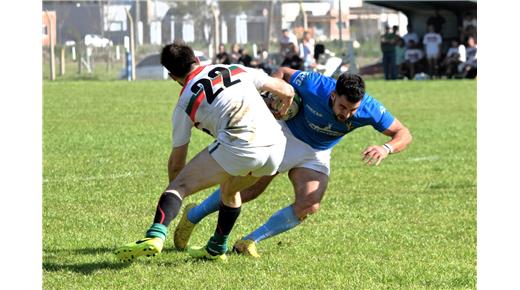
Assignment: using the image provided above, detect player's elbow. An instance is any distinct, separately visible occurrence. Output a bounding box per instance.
[404,127,413,146]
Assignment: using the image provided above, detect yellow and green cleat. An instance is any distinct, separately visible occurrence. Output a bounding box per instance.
[173,203,197,250]
[232,239,260,258]
[114,237,164,262]
[188,246,228,262]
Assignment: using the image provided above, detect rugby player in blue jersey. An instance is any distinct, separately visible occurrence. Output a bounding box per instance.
[174,67,412,257]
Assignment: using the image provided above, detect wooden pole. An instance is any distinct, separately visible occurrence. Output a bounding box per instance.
[338,0,343,49]
[45,11,56,81]
[60,47,65,76]
[107,46,112,72]
[77,42,82,75]
[266,0,275,52]
[211,3,220,56]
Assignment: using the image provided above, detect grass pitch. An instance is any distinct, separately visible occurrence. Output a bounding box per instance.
[43,79,476,289]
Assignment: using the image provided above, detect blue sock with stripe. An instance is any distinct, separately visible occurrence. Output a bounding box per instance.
[243,205,301,243]
[187,188,221,224]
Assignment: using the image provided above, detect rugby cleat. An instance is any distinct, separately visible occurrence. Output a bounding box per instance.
[188,246,228,262]
[232,239,260,258]
[114,237,164,262]
[173,203,197,250]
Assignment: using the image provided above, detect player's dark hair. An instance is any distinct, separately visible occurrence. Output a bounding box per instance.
[335,73,365,103]
[160,42,198,78]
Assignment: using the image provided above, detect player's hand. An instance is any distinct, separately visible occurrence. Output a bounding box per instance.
[362,145,389,166]
[274,94,294,117]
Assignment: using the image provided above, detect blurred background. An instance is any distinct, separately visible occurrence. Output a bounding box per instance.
[42,0,477,81]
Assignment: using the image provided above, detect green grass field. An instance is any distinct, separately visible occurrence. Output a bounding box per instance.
[43,79,476,289]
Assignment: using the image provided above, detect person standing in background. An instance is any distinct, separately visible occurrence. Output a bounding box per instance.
[423,24,442,78]
[380,25,398,80]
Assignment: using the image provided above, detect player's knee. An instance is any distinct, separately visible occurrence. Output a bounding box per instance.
[294,202,320,220]
[240,188,262,203]
[306,203,320,215]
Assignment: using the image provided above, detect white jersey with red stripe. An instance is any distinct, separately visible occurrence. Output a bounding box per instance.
[172,64,284,157]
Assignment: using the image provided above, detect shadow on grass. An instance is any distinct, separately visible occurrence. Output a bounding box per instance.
[43,261,130,274]
[44,246,114,255]
[43,246,192,274]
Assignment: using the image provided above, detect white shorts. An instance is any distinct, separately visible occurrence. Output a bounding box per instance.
[425,48,439,59]
[208,139,286,177]
[277,121,331,176]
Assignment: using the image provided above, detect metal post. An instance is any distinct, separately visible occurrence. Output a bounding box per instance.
[125,8,136,81]
[135,0,140,48]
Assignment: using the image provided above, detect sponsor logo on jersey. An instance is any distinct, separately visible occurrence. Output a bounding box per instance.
[305,104,323,117]
[294,72,309,87]
[306,119,344,137]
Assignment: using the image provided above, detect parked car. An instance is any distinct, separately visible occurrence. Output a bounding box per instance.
[120,50,211,80]
[84,34,112,48]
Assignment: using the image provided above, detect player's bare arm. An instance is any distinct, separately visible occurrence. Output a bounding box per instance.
[267,67,299,118]
[259,76,295,116]
[271,66,297,83]
[168,143,189,182]
[362,118,412,166]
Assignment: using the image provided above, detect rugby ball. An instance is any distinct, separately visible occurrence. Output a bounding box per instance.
[262,92,302,121]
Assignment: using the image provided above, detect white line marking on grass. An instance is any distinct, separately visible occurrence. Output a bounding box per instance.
[43,172,146,183]
[406,155,441,162]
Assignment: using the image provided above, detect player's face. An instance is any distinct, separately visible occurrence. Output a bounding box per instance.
[331,93,361,122]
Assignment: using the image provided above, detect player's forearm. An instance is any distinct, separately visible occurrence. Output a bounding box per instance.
[261,77,295,100]
[385,127,412,154]
[271,68,284,79]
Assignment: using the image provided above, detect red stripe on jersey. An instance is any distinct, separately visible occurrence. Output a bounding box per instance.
[209,66,246,86]
[189,90,206,122]
[230,66,246,75]
[179,65,207,96]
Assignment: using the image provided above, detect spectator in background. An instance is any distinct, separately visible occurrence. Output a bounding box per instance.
[314,43,326,64]
[404,40,424,79]
[300,30,316,70]
[403,24,419,47]
[459,36,477,79]
[230,43,241,64]
[380,25,398,80]
[460,12,477,43]
[252,49,273,75]
[423,24,442,78]
[395,38,406,79]
[281,43,303,70]
[440,40,466,79]
[280,28,299,56]
[215,44,231,65]
[427,9,446,35]
[238,48,253,67]
[462,12,477,31]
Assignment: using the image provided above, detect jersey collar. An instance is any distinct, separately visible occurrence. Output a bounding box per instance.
[179,65,207,95]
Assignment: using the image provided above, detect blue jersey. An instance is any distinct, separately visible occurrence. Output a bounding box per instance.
[285,71,395,150]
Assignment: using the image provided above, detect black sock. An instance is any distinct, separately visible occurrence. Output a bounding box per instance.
[207,203,241,255]
[152,191,182,227]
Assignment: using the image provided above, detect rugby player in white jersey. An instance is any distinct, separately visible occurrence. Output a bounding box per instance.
[115,42,294,262]
[174,68,413,258]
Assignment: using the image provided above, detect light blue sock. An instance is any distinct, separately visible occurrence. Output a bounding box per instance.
[187,188,221,224]
[244,205,301,243]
